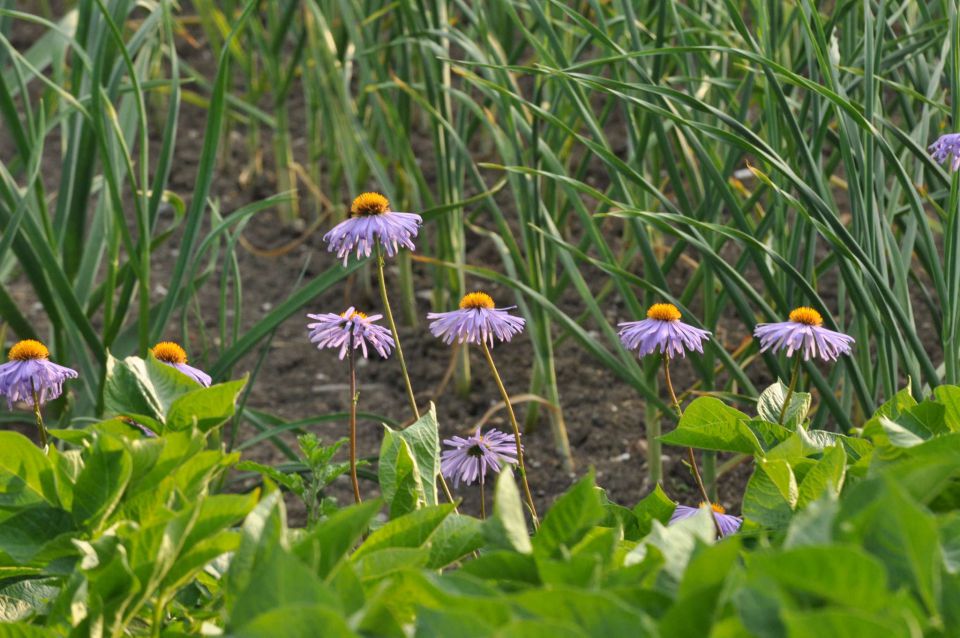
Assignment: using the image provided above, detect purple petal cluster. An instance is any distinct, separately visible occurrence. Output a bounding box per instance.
[0,341,78,409]
[618,303,711,359]
[670,503,742,537]
[427,292,525,348]
[441,428,518,488]
[307,307,394,360]
[166,362,212,387]
[929,133,960,172]
[753,307,853,362]
[323,193,422,265]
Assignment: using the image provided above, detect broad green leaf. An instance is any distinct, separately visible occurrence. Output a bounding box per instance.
[0,506,74,563]
[380,404,441,509]
[232,605,355,638]
[0,578,59,622]
[659,397,761,454]
[758,459,798,508]
[747,546,890,609]
[634,509,715,586]
[632,484,677,538]
[797,445,846,508]
[459,550,540,586]
[933,385,960,432]
[426,514,484,568]
[103,353,199,422]
[295,500,381,579]
[878,416,926,448]
[0,432,59,508]
[352,504,454,559]
[379,435,425,517]
[511,588,654,636]
[781,609,911,638]
[165,378,247,432]
[71,435,133,530]
[743,462,795,530]
[757,380,811,429]
[485,470,533,554]
[534,472,605,558]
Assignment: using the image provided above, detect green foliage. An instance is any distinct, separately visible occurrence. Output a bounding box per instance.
[3,380,960,634]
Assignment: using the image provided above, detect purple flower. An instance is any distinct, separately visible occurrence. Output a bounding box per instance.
[618,303,711,359]
[670,503,742,537]
[0,340,78,409]
[441,428,518,488]
[307,307,394,360]
[152,342,212,387]
[929,133,960,172]
[427,292,525,348]
[324,192,422,265]
[753,307,854,362]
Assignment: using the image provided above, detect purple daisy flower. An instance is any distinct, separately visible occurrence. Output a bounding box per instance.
[427,292,525,348]
[0,340,78,408]
[324,192,422,265]
[618,303,711,359]
[307,307,394,360]
[441,428,518,488]
[929,133,960,172]
[152,342,212,387]
[670,503,742,537]
[753,307,854,362]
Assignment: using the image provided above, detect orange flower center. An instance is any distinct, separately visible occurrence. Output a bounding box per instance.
[646,303,681,322]
[699,502,726,514]
[788,307,823,326]
[350,192,390,216]
[340,310,368,320]
[459,292,495,310]
[8,339,49,361]
[152,342,188,364]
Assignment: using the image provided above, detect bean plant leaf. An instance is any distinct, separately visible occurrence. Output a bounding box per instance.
[757,381,811,429]
[659,397,761,454]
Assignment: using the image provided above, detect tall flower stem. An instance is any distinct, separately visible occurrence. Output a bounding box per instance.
[480,474,486,519]
[30,381,48,451]
[663,356,711,508]
[375,244,419,420]
[374,245,459,511]
[481,341,539,529]
[348,334,361,504]
[778,357,803,425]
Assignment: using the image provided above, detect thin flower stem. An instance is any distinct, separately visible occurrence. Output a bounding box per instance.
[480,474,486,519]
[778,357,803,425]
[663,357,719,535]
[375,244,420,420]
[30,380,48,451]
[481,341,539,530]
[348,333,361,504]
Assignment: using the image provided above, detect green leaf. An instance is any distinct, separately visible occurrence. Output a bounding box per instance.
[426,514,484,568]
[231,605,355,638]
[746,546,890,609]
[295,500,381,579]
[0,578,59,622]
[165,378,247,432]
[71,435,133,530]
[511,588,654,636]
[0,505,74,563]
[0,432,59,508]
[797,445,847,508]
[632,484,680,538]
[659,397,760,454]
[743,462,795,530]
[758,459,798,508]
[352,504,454,559]
[485,470,533,554]
[933,385,960,432]
[381,403,441,507]
[379,434,425,517]
[534,472,605,558]
[103,353,200,422]
[757,381,811,429]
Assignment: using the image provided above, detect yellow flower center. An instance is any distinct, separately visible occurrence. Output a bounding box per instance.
[8,339,49,361]
[788,307,823,326]
[152,342,188,364]
[646,303,681,322]
[459,292,495,310]
[350,192,390,216]
[699,502,726,514]
[341,310,368,320]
